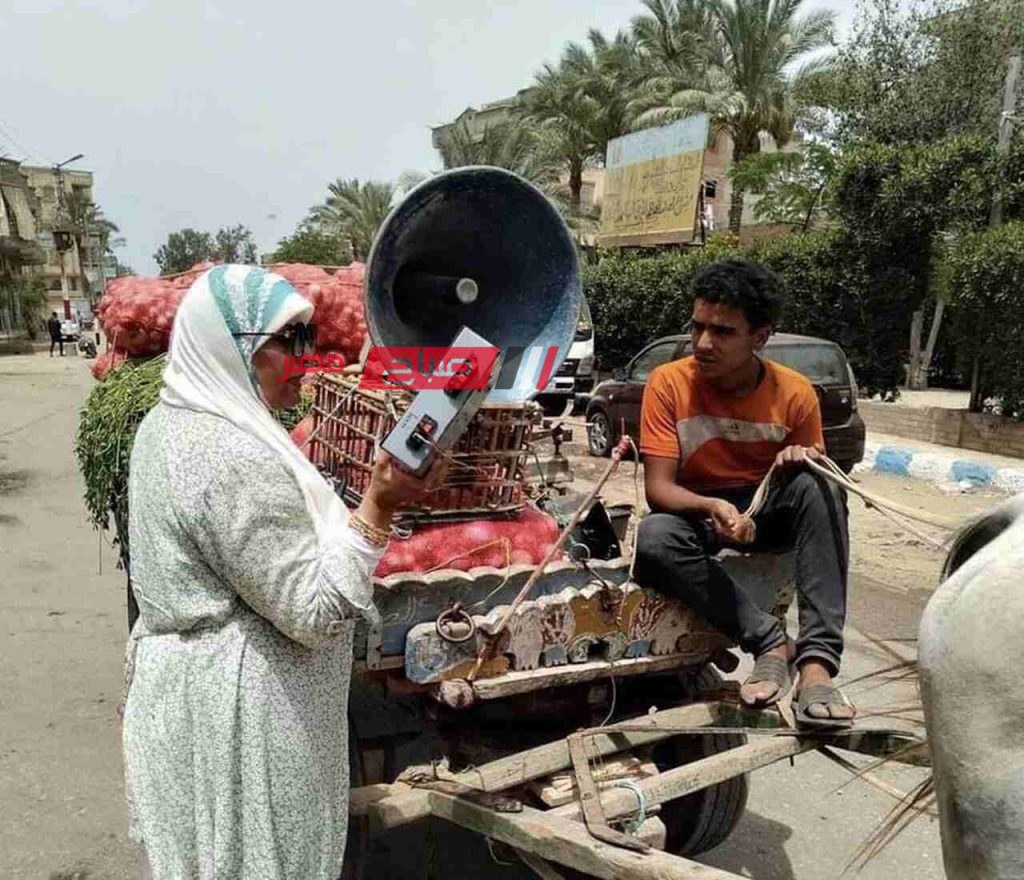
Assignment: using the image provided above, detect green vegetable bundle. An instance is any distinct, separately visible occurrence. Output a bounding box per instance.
[76,355,165,568]
[77,357,314,568]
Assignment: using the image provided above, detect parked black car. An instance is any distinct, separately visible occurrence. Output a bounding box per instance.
[585,333,866,472]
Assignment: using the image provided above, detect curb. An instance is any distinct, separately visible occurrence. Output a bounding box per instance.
[859,441,1024,495]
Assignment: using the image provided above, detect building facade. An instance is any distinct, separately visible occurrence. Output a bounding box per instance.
[0,160,45,334]
[21,165,105,318]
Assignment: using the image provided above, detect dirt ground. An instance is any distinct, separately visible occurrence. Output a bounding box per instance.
[0,352,1008,879]
[569,450,999,598]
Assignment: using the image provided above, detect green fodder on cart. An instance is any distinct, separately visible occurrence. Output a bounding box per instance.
[76,355,313,569]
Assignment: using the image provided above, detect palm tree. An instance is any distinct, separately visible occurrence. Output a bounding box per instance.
[520,29,643,215]
[307,179,396,261]
[436,118,557,184]
[631,0,716,80]
[64,190,119,252]
[631,0,835,233]
[425,121,592,241]
[63,190,120,299]
[562,30,644,160]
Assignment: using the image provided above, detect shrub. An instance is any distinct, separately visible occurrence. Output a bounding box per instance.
[583,136,1024,395]
[583,245,725,371]
[0,273,48,339]
[945,221,1024,419]
[754,231,908,393]
[584,231,905,394]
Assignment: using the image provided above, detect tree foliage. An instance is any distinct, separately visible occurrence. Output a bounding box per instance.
[946,222,1024,418]
[63,190,120,298]
[629,0,836,231]
[269,226,351,266]
[808,0,1024,146]
[153,228,214,274]
[583,229,908,394]
[212,224,258,264]
[0,272,48,338]
[307,179,395,262]
[64,190,119,253]
[728,142,838,230]
[437,118,558,185]
[153,225,259,274]
[583,133,1024,396]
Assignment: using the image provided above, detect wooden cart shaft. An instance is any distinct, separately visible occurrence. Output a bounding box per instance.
[349,701,928,879]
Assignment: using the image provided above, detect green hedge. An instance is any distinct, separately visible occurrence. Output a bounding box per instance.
[583,239,735,371]
[946,221,1024,419]
[583,230,907,394]
[755,231,909,393]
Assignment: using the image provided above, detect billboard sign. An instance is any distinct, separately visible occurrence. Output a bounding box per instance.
[599,114,710,247]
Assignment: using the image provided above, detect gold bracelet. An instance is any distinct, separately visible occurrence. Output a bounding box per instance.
[349,512,391,547]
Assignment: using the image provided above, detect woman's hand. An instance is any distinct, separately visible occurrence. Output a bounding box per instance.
[357,450,449,530]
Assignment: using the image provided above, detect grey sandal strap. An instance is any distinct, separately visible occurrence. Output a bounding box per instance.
[795,683,847,708]
[746,653,791,687]
[794,683,855,730]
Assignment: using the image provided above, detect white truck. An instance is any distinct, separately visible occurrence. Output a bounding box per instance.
[532,296,595,417]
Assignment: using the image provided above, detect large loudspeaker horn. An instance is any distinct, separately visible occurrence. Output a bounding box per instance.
[364,166,581,403]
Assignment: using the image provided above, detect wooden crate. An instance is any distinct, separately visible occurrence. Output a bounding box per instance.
[309,373,541,522]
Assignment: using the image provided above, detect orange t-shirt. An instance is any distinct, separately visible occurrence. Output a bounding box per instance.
[640,356,824,491]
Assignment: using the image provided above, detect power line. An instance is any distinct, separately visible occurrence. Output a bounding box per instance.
[0,118,49,164]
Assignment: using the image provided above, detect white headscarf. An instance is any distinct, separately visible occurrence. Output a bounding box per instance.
[161,264,348,539]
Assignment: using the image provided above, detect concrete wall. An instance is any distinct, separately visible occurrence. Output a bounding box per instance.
[861,401,1024,460]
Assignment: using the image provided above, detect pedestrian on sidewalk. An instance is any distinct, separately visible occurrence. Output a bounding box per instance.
[47,312,63,357]
[121,265,446,880]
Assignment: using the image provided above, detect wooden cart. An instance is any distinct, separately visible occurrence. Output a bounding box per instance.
[308,377,925,876]
[344,555,927,879]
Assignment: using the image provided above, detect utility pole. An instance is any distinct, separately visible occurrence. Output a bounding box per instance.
[51,153,84,321]
[970,48,1021,411]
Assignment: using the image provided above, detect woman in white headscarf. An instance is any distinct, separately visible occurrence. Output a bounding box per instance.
[122,265,441,879]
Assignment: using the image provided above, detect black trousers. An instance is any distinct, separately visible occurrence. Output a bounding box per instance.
[634,469,849,674]
[49,336,64,355]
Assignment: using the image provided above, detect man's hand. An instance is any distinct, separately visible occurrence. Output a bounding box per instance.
[706,498,743,540]
[774,445,822,468]
[706,499,757,544]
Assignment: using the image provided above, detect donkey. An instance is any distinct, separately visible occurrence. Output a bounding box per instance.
[919,494,1024,879]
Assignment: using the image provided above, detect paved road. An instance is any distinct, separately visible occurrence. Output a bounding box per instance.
[0,354,961,878]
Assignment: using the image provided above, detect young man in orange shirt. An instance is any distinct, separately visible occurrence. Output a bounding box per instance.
[635,259,854,728]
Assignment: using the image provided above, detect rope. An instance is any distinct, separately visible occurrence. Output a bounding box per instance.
[430,538,517,614]
[467,436,632,681]
[425,537,512,575]
[737,454,956,550]
[560,410,962,543]
[626,436,642,582]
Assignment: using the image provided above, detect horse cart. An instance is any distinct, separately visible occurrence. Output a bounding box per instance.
[308,375,929,879]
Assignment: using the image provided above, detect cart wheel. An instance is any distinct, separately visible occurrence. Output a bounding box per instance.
[341,721,369,880]
[653,667,748,856]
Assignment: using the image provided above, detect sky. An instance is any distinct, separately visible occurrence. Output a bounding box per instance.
[1,0,857,275]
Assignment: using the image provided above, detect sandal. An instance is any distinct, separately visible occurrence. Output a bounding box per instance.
[740,651,794,708]
[793,683,856,730]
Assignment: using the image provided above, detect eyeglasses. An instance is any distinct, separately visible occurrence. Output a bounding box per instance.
[233,323,317,357]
